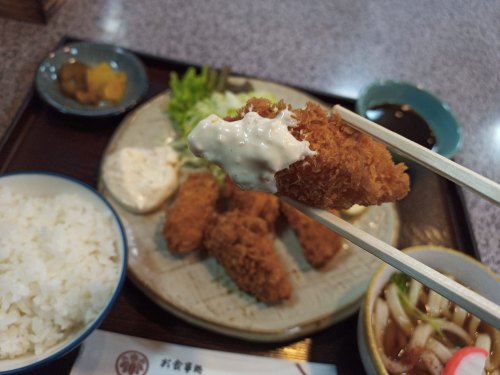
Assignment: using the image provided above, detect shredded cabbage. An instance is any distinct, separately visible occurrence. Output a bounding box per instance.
[167,67,213,136]
[166,67,275,182]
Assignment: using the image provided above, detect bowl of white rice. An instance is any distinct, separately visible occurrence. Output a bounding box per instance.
[0,172,127,374]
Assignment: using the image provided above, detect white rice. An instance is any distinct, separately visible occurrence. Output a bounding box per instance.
[0,185,120,359]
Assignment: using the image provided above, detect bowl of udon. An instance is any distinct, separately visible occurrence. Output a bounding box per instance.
[358,246,500,375]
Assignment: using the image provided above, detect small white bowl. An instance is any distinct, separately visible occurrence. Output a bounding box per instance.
[357,246,500,375]
[0,172,127,374]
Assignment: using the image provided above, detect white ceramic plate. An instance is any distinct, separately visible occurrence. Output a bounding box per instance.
[98,78,401,342]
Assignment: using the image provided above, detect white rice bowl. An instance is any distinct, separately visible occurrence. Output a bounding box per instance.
[0,172,127,373]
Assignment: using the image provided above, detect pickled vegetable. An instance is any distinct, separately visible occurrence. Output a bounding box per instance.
[58,61,127,105]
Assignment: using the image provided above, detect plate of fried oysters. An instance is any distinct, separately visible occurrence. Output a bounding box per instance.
[98,77,401,342]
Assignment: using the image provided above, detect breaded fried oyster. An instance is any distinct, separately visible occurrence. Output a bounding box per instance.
[188,98,409,210]
[280,201,343,268]
[163,172,219,253]
[223,176,280,232]
[203,211,292,302]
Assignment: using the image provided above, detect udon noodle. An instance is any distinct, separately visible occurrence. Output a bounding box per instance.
[373,273,499,375]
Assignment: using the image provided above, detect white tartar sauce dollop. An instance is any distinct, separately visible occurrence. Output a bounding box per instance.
[102,146,179,213]
[187,110,316,193]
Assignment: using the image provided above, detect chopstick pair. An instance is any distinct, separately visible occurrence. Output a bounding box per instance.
[284,106,500,329]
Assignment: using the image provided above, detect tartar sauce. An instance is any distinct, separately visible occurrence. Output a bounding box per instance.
[187,110,315,193]
[102,146,179,213]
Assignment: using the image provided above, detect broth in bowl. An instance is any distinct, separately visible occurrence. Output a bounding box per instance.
[373,272,499,374]
[359,246,500,375]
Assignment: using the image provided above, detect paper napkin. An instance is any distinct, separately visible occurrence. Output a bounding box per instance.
[70,330,337,375]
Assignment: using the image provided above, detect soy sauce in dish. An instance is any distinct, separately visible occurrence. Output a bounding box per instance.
[366,104,436,149]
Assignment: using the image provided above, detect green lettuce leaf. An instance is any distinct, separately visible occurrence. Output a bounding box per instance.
[166,67,275,182]
[167,67,213,136]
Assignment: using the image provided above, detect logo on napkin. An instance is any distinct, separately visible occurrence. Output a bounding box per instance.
[115,351,149,375]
